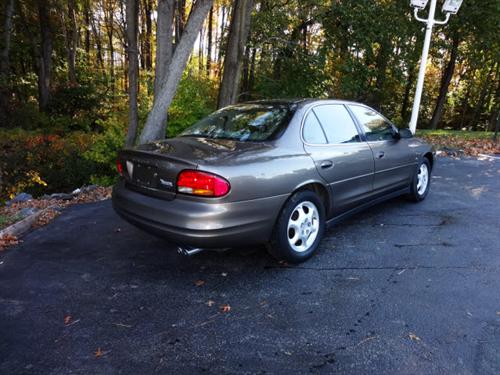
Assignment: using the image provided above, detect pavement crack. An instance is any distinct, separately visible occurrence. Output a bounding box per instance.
[264,265,493,272]
[394,242,454,248]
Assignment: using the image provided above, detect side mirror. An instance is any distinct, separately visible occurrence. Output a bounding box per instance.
[396,128,413,139]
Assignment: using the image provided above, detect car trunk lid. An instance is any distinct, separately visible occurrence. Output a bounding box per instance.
[119,148,197,201]
[118,137,275,200]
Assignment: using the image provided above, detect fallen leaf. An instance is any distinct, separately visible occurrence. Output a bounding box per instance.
[220,304,231,313]
[409,333,421,342]
[206,300,215,307]
[194,280,205,287]
[64,315,72,325]
[496,311,500,316]
[95,347,104,358]
[221,272,228,277]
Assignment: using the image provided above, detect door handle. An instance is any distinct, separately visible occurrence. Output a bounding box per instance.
[376,151,385,159]
[320,160,334,169]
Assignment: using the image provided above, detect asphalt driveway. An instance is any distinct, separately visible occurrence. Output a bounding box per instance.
[1,156,499,374]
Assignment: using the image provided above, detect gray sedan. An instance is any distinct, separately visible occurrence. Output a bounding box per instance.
[112,99,433,263]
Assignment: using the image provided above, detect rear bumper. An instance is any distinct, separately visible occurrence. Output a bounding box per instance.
[112,180,288,248]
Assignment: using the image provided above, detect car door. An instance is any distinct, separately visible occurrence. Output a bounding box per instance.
[302,104,374,214]
[347,104,415,194]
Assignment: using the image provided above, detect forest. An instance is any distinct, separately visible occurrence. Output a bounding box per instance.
[0,0,499,200]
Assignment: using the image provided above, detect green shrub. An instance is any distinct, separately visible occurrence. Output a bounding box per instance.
[0,129,96,200]
[83,117,126,186]
[167,71,217,137]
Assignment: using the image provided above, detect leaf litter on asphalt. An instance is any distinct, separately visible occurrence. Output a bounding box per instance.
[194,280,205,287]
[94,347,110,358]
[409,333,422,342]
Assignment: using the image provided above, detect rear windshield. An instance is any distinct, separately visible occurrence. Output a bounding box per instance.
[179,103,295,142]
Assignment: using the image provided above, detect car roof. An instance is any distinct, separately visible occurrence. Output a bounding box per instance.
[242,98,367,108]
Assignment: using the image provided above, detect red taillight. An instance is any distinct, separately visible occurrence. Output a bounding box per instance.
[116,159,124,176]
[177,170,230,197]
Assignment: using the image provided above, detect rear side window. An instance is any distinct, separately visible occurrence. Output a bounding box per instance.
[313,105,361,144]
[303,112,327,144]
[348,105,395,142]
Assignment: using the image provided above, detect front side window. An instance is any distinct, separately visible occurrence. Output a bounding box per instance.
[312,104,361,144]
[179,104,295,142]
[348,105,395,142]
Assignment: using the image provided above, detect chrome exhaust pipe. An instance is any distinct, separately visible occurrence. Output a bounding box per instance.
[177,246,205,256]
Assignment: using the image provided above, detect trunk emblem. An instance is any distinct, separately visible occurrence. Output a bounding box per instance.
[159,178,173,188]
[126,161,134,177]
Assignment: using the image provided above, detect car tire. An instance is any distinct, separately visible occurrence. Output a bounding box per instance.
[266,190,325,263]
[408,157,431,202]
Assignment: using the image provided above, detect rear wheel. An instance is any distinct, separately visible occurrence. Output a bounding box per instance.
[267,190,325,263]
[408,158,431,202]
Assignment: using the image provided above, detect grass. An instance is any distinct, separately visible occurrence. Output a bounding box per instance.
[0,213,23,230]
[416,129,496,140]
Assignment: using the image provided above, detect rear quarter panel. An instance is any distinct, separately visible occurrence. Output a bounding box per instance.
[195,108,328,203]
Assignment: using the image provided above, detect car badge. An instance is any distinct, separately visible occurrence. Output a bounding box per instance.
[159,178,173,188]
[126,161,134,177]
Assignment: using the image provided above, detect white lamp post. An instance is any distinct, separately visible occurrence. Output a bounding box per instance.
[408,0,464,134]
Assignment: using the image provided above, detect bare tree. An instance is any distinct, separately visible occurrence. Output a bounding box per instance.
[140,0,214,144]
[125,0,139,146]
[217,0,253,109]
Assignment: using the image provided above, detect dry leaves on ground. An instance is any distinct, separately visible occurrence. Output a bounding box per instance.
[220,304,231,313]
[0,234,19,251]
[0,186,112,251]
[421,135,500,157]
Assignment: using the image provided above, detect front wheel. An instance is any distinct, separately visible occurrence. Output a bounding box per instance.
[408,158,431,202]
[267,190,325,263]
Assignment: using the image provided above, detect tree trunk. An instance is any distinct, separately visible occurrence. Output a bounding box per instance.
[217,0,253,109]
[84,0,91,54]
[125,0,139,147]
[37,0,53,112]
[371,40,390,110]
[430,36,460,130]
[64,0,78,86]
[401,67,416,123]
[90,16,105,69]
[0,0,15,122]
[153,0,174,101]
[493,111,499,141]
[144,0,152,70]
[174,0,186,44]
[104,0,115,90]
[488,77,500,132]
[140,0,214,144]
[471,63,495,131]
[206,6,213,76]
[0,0,14,76]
